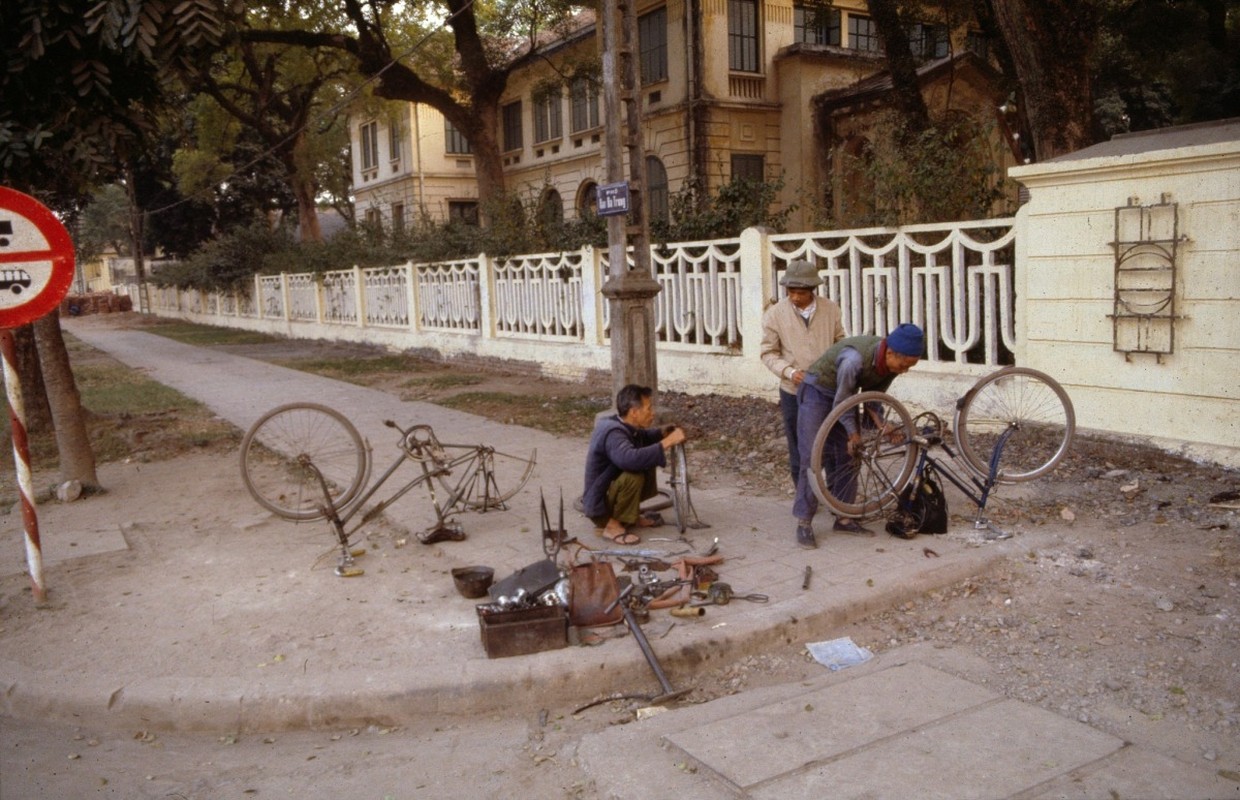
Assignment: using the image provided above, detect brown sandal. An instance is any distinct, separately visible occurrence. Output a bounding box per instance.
[595,526,641,545]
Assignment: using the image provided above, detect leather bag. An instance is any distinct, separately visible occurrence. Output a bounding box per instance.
[568,560,623,627]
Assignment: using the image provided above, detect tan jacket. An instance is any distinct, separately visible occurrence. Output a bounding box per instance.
[759,297,846,394]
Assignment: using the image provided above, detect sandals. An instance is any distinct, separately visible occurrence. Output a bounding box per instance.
[595,526,642,546]
[636,512,664,529]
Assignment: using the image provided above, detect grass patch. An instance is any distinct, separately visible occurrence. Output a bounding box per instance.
[140,319,284,347]
[283,354,429,378]
[0,339,238,504]
[402,374,486,390]
[74,362,204,415]
[437,392,605,437]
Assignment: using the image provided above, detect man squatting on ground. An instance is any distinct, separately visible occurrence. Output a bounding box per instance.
[793,323,925,550]
[582,384,687,546]
[759,260,846,485]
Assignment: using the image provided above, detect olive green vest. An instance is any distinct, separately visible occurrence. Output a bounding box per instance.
[807,335,895,394]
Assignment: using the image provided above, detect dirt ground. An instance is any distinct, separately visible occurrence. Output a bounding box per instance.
[2,314,1238,797]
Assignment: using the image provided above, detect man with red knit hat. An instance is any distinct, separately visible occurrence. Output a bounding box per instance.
[792,323,924,549]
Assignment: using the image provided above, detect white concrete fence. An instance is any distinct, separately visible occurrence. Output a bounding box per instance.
[136,219,1016,414]
[130,122,1240,468]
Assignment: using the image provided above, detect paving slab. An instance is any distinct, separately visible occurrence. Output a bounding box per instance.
[576,644,1229,800]
[666,661,1000,789]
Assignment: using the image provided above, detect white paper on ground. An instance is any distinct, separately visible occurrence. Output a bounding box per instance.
[807,636,874,671]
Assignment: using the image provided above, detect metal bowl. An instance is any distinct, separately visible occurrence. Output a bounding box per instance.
[451,566,495,599]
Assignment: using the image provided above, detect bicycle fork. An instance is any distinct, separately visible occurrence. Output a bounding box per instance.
[302,455,363,577]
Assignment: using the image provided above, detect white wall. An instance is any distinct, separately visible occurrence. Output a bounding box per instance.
[1011,123,1240,467]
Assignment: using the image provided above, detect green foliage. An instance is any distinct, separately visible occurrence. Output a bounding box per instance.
[1092,0,1240,133]
[75,185,133,262]
[153,222,295,291]
[654,176,795,242]
[0,0,226,198]
[830,110,1014,228]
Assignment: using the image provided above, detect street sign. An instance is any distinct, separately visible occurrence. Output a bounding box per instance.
[0,187,76,329]
[597,182,631,217]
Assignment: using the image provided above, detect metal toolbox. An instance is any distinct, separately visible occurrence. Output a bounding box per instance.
[476,603,568,659]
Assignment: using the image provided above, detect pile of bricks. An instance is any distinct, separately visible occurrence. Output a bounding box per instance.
[59,292,133,316]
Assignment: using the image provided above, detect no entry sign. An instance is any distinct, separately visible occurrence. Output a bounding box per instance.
[0,187,76,329]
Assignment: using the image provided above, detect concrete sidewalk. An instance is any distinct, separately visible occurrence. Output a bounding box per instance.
[1,321,1231,798]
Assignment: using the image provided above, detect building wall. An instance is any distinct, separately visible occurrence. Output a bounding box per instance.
[352,0,989,232]
[1010,129,1240,466]
[351,103,479,227]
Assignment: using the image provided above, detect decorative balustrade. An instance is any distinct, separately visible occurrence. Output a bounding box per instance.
[493,251,584,339]
[363,265,412,328]
[416,258,480,331]
[286,273,318,322]
[649,239,743,349]
[140,219,1016,394]
[322,270,359,325]
[258,275,284,319]
[769,220,1016,365]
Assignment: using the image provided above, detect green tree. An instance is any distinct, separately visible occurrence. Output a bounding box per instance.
[176,5,356,243]
[0,0,225,489]
[241,0,583,211]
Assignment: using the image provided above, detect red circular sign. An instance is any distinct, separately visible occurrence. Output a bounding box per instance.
[0,187,76,328]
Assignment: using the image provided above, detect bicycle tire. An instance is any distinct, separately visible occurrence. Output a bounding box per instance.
[240,403,368,521]
[433,444,536,511]
[665,442,692,533]
[810,391,917,518]
[954,367,1075,483]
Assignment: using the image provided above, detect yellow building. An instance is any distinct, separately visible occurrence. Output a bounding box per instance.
[351,1,1019,232]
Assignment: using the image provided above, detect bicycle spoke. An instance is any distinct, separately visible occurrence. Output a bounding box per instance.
[811,391,916,518]
[956,368,1075,483]
[240,403,367,521]
[434,445,536,511]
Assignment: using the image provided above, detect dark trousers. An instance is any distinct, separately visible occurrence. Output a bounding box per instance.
[779,389,800,484]
[792,382,856,523]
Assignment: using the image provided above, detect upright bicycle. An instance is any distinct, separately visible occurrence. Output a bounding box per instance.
[239,403,536,575]
[809,367,1075,537]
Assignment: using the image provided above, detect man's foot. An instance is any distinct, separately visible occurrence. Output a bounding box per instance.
[833,519,876,537]
[636,512,664,528]
[796,524,817,550]
[596,522,641,546]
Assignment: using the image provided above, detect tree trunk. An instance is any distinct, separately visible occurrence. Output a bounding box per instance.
[984,0,1099,159]
[33,314,100,489]
[12,324,53,434]
[457,103,507,219]
[866,0,930,138]
[285,132,323,243]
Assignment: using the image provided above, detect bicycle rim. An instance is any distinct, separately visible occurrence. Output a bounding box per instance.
[810,391,916,518]
[434,445,536,511]
[240,403,368,520]
[666,442,691,533]
[954,367,1075,483]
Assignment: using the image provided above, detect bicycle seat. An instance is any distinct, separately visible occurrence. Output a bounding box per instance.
[401,425,446,461]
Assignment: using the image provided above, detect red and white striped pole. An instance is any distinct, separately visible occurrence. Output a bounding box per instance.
[1,328,47,604]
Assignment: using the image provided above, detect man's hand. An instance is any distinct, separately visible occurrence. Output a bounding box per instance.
[661,425,686,449]
[846,432,863,457]
[791,369,805,386]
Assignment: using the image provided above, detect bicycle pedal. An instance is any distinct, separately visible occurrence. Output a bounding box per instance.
[334,566,365,578]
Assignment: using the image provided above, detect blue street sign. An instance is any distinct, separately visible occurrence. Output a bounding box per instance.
[597,182,630,217]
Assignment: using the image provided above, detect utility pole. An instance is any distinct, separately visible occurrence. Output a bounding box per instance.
[600,0,659,398]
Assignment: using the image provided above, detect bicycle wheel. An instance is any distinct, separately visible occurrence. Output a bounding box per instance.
[240,403,368,520]
[809,391,917,518]
[433,444,536,511]
[954,367,1075,483]
[665,442,692,533]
